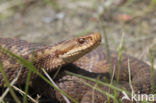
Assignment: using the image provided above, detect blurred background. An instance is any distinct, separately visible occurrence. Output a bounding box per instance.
[0,0,156,65]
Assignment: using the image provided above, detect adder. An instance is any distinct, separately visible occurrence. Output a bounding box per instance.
[0,33,155,103]
[0,32,101,85]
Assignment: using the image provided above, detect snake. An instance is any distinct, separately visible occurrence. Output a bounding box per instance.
[0,32,101,85]
[0,32,156,103]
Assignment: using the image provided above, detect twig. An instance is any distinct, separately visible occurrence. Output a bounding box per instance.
[42,69,70,103]
[91,84,97,103]
[127,58,134,93]
[12,86,38,103]
[110,65,116,85]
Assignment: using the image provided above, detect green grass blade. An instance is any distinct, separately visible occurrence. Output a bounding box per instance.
[23,70,32,103]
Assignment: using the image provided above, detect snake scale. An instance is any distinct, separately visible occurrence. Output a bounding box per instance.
[0,32,156,103]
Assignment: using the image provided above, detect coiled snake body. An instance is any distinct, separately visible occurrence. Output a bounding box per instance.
[0,33,155,103]
[33,46,156,103]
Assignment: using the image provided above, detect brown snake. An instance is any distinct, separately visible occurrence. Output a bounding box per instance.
[0,32,101,85]
[0,33,156,103]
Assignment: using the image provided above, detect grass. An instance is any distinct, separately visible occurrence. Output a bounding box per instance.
[0,63,20,103]
[116,33,125,82]
[0,66,22,102]
[96,10,155,102]
[149,49,155,94]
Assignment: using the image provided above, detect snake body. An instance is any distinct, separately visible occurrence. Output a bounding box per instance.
[0,32,101,85]
[0,33,155,103]
[32,46,156,103]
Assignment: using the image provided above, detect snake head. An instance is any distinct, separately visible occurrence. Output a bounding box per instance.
[34,32,101,71]
[57,32,101,63]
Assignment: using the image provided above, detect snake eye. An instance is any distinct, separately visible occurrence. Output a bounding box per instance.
[78,38,85,44]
